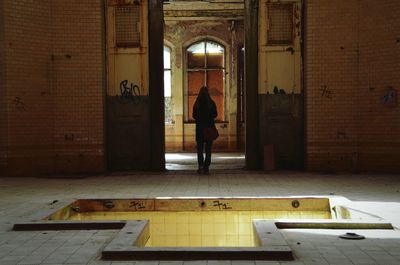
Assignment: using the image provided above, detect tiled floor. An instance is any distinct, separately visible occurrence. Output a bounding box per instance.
[0,167,400,265]
[165,153,245,171]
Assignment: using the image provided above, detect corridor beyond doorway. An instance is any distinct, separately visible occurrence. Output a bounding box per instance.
[166,153,245,171]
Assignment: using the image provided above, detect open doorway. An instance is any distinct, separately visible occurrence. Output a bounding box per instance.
[104,0,303,172]
[162,1,246,171]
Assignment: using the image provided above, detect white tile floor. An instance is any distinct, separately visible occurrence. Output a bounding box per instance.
[0,166,400,265]
[165,153,245,171]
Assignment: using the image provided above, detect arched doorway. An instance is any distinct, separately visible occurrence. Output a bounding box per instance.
[163,19,246,170]
[185,40,225,124]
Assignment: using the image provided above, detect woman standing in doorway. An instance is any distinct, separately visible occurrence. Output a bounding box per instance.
[193,86,218,174]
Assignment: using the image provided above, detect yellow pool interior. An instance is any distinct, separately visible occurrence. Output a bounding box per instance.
[68,210,331,247]
[14,197,393,261]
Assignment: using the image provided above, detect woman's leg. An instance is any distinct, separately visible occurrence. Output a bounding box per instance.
[197,140,204,172]
[204,140,213,172]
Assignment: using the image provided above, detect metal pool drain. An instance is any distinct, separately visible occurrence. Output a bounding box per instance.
[339,232,365,240]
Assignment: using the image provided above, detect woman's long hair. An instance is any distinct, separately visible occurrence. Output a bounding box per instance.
[195,86,212,109]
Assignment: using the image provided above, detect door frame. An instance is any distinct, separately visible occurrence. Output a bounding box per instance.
[147,0,260,170]
[148,0,165,170]
[105,0,304,171]
[244,0,259,169]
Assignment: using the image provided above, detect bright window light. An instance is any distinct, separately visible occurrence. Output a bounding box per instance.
[164,46,171,69]
[164,70,171,97]
[164,46,172,97]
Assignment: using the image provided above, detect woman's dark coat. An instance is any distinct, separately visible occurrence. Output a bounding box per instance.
[193,96,218,142]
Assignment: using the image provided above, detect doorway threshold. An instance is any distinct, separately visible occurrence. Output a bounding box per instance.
[166,152,245,171]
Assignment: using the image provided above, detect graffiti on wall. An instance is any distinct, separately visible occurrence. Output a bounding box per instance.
[110,0,140,5]
[13,97,27,111]
[273,86,286,94]
[213,200,232,210]
[382,88,397,107]
[129,200,146,210]
[319,85,332,100]
[337,131,347,139]
[118,80,141,104]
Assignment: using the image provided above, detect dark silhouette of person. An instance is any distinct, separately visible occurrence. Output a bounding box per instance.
[193,86,218,174]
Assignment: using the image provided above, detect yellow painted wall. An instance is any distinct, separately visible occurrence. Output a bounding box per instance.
[107,1,149,97]
[258,0,302,95]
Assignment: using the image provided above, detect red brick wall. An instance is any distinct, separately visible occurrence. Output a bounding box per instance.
[305,0,400,172]
[1,1,105,176]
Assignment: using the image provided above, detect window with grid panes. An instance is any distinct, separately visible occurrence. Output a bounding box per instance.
[185,41,225,122]
[115,5,140,48]
[267,3,294,45]
[164,46,173,123]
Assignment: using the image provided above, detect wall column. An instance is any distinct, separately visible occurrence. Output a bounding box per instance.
[148,0,165,170]
[245,0,260,169]
[0,0,7,175]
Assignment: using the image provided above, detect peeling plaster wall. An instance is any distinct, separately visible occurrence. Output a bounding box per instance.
[105,1,152,170]
[164,20,244,152]
[258,0,303,169]
[306,0,400,172]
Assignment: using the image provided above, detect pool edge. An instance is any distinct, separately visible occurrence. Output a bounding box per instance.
[101,220,294,261]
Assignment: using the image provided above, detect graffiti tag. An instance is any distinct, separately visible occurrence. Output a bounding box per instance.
[319,85,332,99]
[118,80,141,104]
[213,200,232,210]
[114,0,139,5]
[337,132,347,139]
[273,86,286,95]
[129,201,146,210]
[382,88,397,107]
[13,97,27,111]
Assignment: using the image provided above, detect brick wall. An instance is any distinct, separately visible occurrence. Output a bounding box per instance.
[2,0,53,176]
[50,1,105,174]
[2,1,399,175]
[305,0,400,172]
[2,1,105,176]
[357,1,400,172]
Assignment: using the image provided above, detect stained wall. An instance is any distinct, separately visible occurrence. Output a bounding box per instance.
[1,0,53,175]
[50,1,105,173]
[1,0,400,175]
[305,0,400,172]
[258,0,303,169]
[105,1,152,170]
[1,0,105,176]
